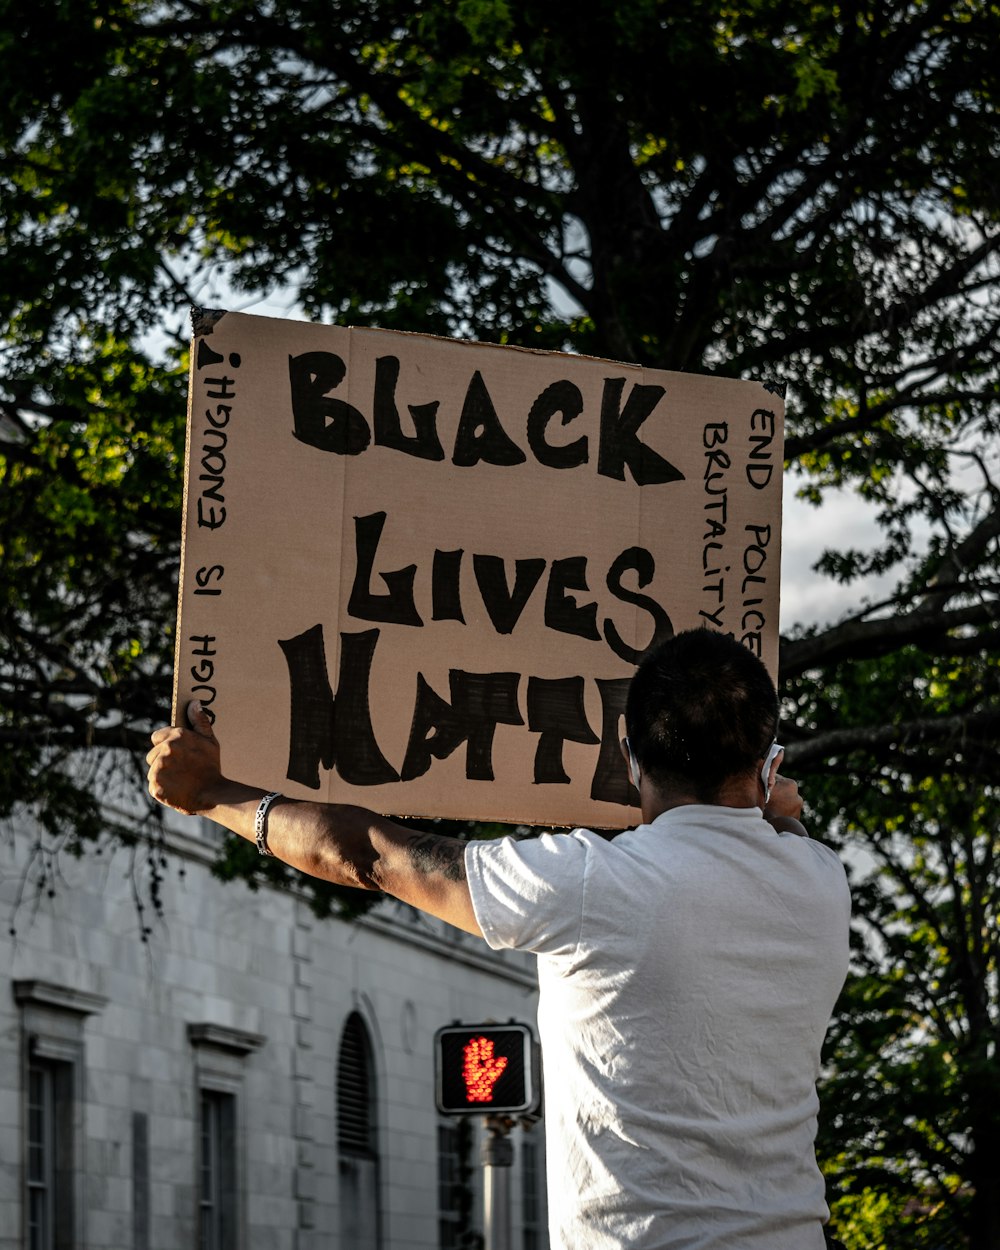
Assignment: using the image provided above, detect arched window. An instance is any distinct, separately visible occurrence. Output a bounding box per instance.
[337,1012,380,1249]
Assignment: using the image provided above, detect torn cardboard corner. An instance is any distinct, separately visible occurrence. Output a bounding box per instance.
[174,311,785,829]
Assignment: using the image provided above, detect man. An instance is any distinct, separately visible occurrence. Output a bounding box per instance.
[147,627,850,1249]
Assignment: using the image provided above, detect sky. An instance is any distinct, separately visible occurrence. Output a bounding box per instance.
[780,483,890,632]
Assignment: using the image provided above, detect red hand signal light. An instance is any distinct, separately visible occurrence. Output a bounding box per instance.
[435,1023,538,1115]
[462,1035,508,1102]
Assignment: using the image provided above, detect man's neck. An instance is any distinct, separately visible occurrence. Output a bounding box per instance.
[641,777,760,824]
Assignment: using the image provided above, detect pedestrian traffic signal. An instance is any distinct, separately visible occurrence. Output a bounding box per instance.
[435,1023,539,1115]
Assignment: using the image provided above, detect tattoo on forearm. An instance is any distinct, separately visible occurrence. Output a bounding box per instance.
[406,834,467,883]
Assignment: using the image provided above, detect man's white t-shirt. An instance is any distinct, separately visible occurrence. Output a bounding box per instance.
[465,805,851,1250]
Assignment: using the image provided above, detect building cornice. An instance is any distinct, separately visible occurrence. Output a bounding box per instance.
[13,980,108,1016]
[187,1022,266,1055]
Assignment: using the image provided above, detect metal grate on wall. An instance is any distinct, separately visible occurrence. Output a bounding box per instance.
[337,1012,376,1157]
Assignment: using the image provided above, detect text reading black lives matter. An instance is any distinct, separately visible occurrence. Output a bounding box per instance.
[185,339,778,807]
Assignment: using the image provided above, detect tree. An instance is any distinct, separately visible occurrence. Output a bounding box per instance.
[794,648,999,1248]
[0,0,997,1241]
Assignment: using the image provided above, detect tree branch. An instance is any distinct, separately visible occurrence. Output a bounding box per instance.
[781,600,998,678]
[785,707,1000,770]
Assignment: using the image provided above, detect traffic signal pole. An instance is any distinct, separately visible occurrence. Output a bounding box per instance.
[434,1021,541,1250]
[482,1115,514,1250]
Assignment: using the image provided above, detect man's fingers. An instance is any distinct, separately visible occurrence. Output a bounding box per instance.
[146,711,222,818]
[186,699,218,742]
[147,727,181,765]
[767,775,804,819]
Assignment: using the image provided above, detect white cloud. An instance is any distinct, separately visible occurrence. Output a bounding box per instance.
[780,483,898,631]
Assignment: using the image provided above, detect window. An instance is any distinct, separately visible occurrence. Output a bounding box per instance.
[438,1122,461,1250]
[15,980,106,1250]
[133,1111,150,1250]
[521,1135,547,1250]
[199,1089,237,1250]
[337,1012,380,1250]
[187,1022,263,1250]
[438,1118,479,1250]
[26,1058,69,1250]
[27,1060,53,1250]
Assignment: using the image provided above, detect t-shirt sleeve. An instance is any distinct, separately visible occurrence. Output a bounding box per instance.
[465,831,594,957]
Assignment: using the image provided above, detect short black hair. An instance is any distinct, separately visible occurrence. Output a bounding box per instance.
[625,628,779,802]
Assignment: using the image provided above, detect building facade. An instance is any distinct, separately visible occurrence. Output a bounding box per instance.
[0,809,547,1249]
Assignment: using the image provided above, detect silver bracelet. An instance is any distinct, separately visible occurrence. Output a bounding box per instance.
[254,792,283,857]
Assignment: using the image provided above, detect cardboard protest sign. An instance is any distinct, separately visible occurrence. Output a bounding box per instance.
[173,311,784,828]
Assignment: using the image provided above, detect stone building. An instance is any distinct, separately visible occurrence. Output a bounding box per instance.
[0,805,547,1249]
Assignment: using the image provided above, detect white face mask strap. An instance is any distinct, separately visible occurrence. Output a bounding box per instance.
[625,737,642,790]
[760,741,784,805]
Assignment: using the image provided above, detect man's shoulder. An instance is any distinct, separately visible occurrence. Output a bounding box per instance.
[464,828,604,954]
[469,825,610,867]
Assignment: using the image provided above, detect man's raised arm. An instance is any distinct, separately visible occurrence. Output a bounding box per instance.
[146,702,483,936]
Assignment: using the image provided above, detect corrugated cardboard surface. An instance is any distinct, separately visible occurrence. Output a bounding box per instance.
[174,312,784,828]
